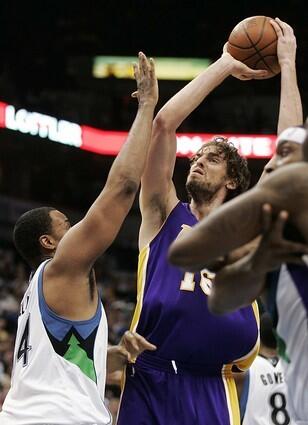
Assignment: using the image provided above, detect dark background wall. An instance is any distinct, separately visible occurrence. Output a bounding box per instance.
[0,0,306,250]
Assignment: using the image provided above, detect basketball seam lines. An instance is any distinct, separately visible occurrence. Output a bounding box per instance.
[245,16,266,48]
[250,55,276,69]
[242,40,278,64]
[243,18,275,74]
[229,39,277,62]
[229,17,266,50]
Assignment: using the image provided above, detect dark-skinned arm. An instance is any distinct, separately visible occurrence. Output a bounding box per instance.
[209,206,308,314]
[168,162,308,271]
[44,53,158,317]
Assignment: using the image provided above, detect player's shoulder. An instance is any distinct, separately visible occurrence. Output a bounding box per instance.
[258,163,308,207]
[260,162,308,190]
[253,354,273,368]
[281,162,308,184]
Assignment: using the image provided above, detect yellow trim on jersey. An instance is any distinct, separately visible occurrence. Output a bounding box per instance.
[252,300,260,328]
[119,245,153,421]
[222,301,260,376]
[130,245,150,333]
[223,376,240,425]
[235,300,260,371]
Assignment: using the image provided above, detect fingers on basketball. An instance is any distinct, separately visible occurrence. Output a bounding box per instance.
[227,16,281,78]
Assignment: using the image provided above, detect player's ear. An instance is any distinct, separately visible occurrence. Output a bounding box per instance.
[226,179,237,190]
[39,234,57,251]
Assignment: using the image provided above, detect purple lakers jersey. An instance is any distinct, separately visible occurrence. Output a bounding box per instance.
[131,202,259,374]
[118,202,259,425]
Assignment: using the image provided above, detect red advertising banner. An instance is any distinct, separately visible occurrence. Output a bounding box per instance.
[0,101,276,158]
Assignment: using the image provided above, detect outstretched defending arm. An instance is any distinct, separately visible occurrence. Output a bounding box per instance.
[44,53,158,315]
[139,50,267,248]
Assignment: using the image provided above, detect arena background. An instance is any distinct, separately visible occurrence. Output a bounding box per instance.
[0,0,307,422]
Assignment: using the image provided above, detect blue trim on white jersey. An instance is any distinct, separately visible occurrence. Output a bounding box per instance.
[37,261,102,341]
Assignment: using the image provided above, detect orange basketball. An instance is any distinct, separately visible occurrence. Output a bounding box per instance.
[227,16,280,78]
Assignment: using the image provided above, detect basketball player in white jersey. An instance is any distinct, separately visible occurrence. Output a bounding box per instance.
[239,313,294,425]
[169,125,308,424]
[0,52,158,425]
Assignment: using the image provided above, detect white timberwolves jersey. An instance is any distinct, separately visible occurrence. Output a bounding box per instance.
[242,356,294,425]
[275,264,308,424]
[0,260,112,425]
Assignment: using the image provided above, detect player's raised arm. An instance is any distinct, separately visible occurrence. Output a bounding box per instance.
[46,53,158,281]
[139,50,267,248]
[272,18,303,134]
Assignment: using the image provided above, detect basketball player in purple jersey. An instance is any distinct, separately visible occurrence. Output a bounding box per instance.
[169,124,308,424]
[118,20,284,425]
[168,22,308,423]
[116,18,300,425]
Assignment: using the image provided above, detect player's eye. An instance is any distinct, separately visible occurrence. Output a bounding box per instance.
[279,148,291,158]
[190,155,200,164]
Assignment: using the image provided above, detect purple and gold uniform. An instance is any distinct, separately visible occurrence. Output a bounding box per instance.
[117,203,259,425]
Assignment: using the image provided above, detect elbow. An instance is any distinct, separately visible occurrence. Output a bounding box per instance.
[104,175,139,203]
[153,113,174,136]
[112,177,139,199]
[121,179,139,197]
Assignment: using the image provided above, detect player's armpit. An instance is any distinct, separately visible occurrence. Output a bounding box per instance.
[139,185,178,249]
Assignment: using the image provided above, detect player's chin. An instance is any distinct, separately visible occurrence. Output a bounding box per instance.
[186,173,202,185]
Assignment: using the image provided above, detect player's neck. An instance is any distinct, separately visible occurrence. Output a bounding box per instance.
[259,344,277,359]
[190,191,225,220]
